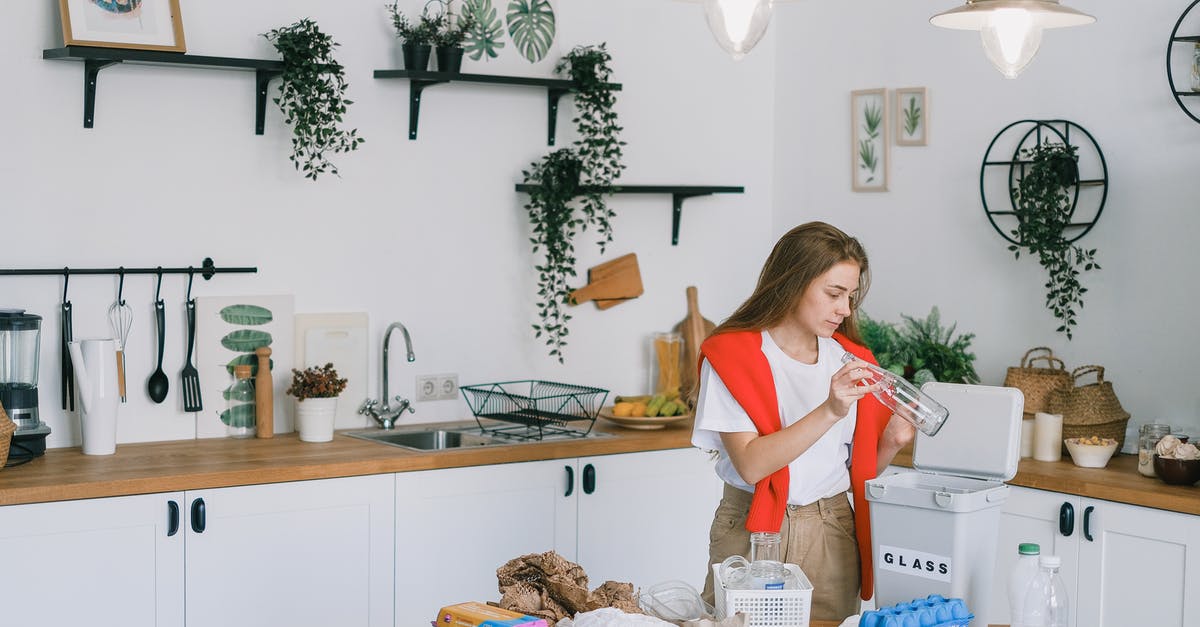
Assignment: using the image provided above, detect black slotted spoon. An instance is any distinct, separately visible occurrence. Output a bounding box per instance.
[180,298,202,412]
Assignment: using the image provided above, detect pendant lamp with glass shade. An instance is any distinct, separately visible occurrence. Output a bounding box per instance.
[680,0,784,60]
[931,0,1095,79]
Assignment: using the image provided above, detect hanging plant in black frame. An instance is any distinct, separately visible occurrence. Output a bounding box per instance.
[1009,140,1101,340]
[263,19,364,181]
[522,42,625,362]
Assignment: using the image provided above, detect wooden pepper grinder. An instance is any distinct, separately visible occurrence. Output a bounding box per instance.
[255,347,273,438]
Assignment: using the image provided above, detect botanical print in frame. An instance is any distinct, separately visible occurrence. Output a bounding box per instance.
[896,87,929,147]
[59,0,186,52]
[851,88,889,192]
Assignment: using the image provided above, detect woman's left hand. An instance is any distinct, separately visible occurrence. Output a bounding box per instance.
[882,412,917,449]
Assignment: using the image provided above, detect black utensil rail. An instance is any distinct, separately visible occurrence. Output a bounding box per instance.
[460,379,608,441]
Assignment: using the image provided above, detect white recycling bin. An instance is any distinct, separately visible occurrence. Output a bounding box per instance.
[865,382,1023,627]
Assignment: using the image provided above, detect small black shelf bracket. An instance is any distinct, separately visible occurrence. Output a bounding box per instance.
[514,184,744,245]
[45,46,284,134]
[374,70,621,145]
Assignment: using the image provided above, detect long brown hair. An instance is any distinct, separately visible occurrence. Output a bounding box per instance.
[713,221,871,344]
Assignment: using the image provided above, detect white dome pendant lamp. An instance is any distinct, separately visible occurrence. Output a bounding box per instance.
[931,0,1095,79]
[703,0,774,60]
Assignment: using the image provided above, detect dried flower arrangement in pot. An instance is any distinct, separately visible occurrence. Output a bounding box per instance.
[287,363,348,442]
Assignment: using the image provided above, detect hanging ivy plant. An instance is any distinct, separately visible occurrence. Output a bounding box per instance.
[506,0,556,63]
[522,43,624,362]
[524,149,583,362]
[263,19,364,181]
[556,43,625,250]
[1009,141,1100,340]
[462,0,506,60]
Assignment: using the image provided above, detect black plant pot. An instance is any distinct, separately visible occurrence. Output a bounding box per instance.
[435,46,464,74]
[402,43,432,71]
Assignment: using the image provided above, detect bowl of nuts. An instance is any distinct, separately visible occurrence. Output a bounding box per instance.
[1064,436,1120,468]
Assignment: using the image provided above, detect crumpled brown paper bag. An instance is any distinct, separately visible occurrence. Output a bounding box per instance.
[497,551,644,626]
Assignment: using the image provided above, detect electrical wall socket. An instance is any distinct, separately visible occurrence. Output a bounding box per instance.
[416,373,459,402]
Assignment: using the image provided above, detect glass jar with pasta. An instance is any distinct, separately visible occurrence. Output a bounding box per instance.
[648,332,682,399]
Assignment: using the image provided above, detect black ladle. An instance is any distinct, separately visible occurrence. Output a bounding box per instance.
[147,299,169,403]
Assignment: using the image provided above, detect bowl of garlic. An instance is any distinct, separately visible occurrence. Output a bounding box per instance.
[1153,435,1200,486]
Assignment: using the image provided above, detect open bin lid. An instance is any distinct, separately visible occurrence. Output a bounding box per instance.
[911,383,1024,482]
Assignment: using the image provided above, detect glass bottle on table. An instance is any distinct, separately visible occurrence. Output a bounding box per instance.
[226,365,256,439]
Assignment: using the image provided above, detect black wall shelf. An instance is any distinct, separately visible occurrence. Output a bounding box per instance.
[514,184,744,245]
[43,46,284,134]
[374,69,622,144]
[1167,1,1200,124]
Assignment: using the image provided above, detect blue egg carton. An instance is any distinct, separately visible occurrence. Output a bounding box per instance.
[860,595,973,627]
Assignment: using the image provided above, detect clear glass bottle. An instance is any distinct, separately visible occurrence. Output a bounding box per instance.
[1020,555,1070,627]
[226,365,256,439]
[648,332,682,398]
[748,532,787,590]
[840,352,950,436]
[1138,423,1173,477]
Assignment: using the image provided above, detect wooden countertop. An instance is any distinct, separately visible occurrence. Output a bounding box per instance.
[0,419,694,506]
[3,420,1198,516]
[890,448,1200,516]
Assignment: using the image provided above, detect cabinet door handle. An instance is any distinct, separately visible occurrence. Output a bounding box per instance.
[565,465,574,497]
[167,500,180,537]
[1059,502,1074,537]
[1083,505,1095,542]
[190,497,206,534]
[582,463,596,495]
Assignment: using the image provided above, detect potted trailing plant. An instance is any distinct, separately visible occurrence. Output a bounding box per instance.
[1010,141,1100,340]
[263,19,364,181]
[433,11,476,73]
[522,43,624,362]
[286,363,348,442]
[387,3,441,70]
[859,307,980,385]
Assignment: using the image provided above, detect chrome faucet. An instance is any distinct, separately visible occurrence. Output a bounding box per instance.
[358,322,416,430]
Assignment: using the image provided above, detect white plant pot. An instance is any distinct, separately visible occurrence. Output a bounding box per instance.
[295,397,338,442]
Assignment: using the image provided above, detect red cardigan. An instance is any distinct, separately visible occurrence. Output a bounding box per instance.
[699,330,890,601]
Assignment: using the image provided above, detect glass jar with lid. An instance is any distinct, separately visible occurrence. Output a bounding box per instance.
[1138,423,1173,477]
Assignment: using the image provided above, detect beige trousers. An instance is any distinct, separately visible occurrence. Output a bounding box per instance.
[701,483,861,621]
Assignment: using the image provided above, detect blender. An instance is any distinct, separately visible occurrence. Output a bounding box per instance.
[0,309,51,465]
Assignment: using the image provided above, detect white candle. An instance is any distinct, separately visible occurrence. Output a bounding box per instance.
[1021,418,1036,458]
[1034,412,1064,462]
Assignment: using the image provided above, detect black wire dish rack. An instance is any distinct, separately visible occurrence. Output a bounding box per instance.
[459,380,609,441]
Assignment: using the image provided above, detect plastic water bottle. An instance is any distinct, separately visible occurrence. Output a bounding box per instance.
[1008,543,1041,626]
[1019,555,1069,627]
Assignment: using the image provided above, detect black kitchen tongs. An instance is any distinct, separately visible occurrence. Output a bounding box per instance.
[60,269,74,412]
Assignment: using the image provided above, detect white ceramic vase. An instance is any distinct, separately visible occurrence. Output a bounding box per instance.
[295,397,338,442]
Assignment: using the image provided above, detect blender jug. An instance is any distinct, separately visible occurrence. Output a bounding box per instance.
[0,310,42,428]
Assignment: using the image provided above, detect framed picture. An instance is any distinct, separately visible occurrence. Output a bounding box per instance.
[59,0,186,52]
[895,87,929,146]
[851,88,889,192]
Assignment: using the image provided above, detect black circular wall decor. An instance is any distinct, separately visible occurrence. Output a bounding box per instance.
[1167,0,1200,125]
[979,119,1108,246]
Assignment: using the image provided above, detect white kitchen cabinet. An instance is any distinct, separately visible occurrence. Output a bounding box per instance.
[393,448,721,626]
[184,474,395,627]
[988,485,1200,627]
[0,474,393,627]
[0,492,185,627]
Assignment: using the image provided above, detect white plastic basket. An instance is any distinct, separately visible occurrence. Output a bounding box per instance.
[711,563,813,627]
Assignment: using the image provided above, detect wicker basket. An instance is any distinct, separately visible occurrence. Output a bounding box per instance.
[1045,365,1131,452]
[0,401,16,470]
[1003,347,1073,418]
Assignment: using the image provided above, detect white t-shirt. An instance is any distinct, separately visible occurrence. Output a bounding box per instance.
[691,331,856,506]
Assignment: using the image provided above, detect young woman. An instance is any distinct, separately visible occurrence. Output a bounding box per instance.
[692,221,916,620]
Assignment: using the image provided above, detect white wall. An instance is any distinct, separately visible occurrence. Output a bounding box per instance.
[774,0,1200,437]
[1,0,776,447]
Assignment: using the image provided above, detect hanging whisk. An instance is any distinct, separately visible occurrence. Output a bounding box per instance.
[107,271,134,403]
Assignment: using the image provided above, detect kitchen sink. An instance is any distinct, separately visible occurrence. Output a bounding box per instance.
[344,420,613,451]
[345,428,498,451]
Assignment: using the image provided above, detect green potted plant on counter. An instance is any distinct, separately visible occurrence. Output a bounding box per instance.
[1010,141,1100,340]
[287,363,348,443]
[859,307,979,385]
[263,19,364,181]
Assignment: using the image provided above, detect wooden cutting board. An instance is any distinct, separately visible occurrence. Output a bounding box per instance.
[569,253,644,307]
[673,286,715,398]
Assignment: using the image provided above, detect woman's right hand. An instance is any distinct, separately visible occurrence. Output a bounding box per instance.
[826,360,876,418]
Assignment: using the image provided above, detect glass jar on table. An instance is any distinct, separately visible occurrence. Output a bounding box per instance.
[1138,423,1173,477]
